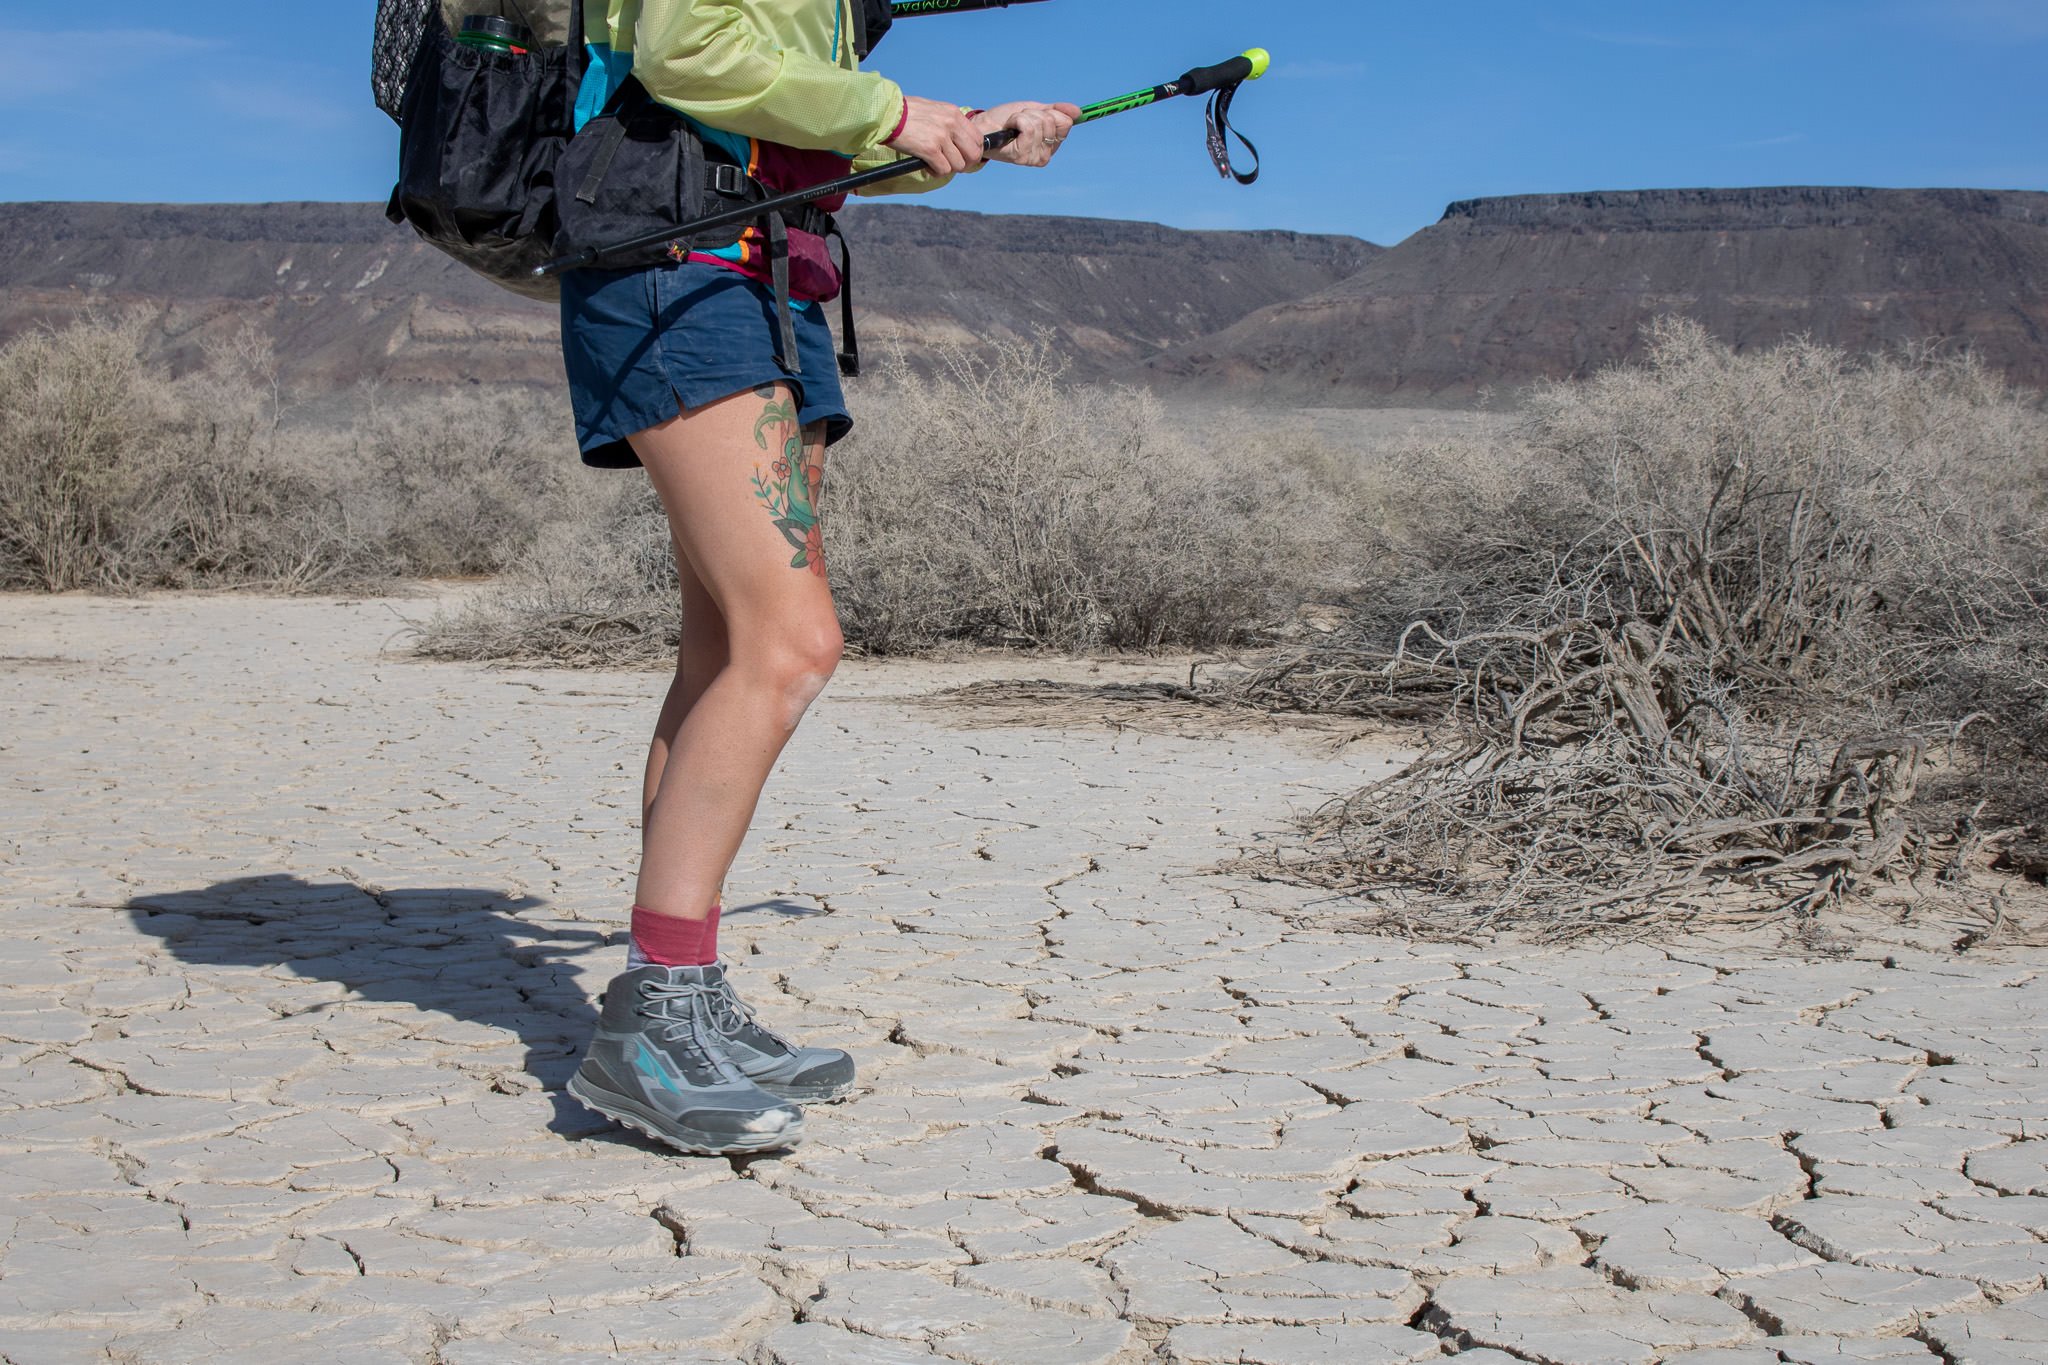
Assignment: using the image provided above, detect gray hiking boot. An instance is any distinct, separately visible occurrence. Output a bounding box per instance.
[567,966,805,1155]
[690,962,858,1103]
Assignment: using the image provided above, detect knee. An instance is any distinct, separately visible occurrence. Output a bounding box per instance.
[785,621,844,699]
[753,620,843,730]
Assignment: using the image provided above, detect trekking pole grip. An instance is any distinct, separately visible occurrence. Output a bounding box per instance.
[1173,48,1271,96]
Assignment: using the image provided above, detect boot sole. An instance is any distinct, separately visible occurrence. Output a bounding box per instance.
[566,1072,804,1156]
[756,1078,858,1103]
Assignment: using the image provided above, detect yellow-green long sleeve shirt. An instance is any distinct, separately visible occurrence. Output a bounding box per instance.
[622,0,898,154]
[570,0,961,196]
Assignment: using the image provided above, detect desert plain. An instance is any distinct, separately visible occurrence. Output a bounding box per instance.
[3,592,2048,1364]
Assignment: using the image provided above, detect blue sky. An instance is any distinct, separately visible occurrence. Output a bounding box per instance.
[3,0,2044,246]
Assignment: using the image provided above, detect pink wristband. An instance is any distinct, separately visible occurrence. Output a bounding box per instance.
[888,97,910,143]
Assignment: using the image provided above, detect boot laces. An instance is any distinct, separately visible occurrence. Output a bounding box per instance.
[638,980,747,1082]
[707,974,794,1053]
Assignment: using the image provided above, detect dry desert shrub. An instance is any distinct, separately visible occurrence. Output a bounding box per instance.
[344,384,590,578]
[828,337,1354,652]
[420,336,1363,660]
[415,480,678,666]
[0,316,372,591]
[0,317,601,592]
[1224,320,2048,936]
[0,314,157,590]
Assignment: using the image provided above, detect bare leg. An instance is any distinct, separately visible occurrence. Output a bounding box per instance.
[641,536,728,826]
[629,385,838,920]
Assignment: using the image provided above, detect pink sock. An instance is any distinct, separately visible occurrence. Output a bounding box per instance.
[629,904,720,967]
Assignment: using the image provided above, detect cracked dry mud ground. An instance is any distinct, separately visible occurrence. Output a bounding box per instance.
[4,595,2048,1365]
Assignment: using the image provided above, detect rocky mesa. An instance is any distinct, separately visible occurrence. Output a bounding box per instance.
[4,188,2044,405]
[0,200,1375,391]
[1146,187,2048,400]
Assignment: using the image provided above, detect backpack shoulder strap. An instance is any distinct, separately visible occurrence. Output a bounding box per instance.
[851,0,892,60]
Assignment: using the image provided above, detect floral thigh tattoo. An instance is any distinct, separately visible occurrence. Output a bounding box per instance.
[748,385,826,577]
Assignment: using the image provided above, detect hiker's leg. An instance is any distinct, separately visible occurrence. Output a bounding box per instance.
[630,385,839,920]
[642,537,729,826]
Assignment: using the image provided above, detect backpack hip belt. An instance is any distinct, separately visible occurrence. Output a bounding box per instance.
[551,75,853,377]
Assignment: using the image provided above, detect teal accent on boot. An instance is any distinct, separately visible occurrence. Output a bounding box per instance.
[567,966,805,1155]
[686,962,858,1103]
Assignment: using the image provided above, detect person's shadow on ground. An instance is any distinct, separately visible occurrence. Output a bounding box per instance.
[127,873,623,1139]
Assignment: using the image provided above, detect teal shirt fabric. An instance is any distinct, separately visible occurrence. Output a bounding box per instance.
[572,44,635,132]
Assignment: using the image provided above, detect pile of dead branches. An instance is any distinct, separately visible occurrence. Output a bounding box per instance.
[1231,617,1944,936]
[1223,321,2046,936]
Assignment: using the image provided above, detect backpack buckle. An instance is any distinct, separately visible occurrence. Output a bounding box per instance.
[710,163,748,198]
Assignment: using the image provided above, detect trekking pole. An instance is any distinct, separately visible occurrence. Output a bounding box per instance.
[534,47,1271,278]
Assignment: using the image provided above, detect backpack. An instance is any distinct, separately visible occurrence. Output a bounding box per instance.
[375,0,585,300]
[373,1,894,310]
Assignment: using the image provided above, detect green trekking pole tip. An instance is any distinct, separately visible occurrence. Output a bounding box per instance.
[1243,48,1271,80]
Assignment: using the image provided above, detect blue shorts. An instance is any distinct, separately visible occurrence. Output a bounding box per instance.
[558,260,853,470]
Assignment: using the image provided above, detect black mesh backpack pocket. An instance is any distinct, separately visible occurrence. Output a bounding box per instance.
[382,4,581,300]
[372,0,436,120]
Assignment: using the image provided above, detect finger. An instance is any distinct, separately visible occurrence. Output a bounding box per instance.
[1023,114,1064,165]
[947,118,979,171]
[1001,113,1044,163]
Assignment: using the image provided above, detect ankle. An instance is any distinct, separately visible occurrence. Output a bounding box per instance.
[628,903,721,967]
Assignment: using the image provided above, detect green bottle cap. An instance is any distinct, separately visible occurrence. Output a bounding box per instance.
[458,15,534,50]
